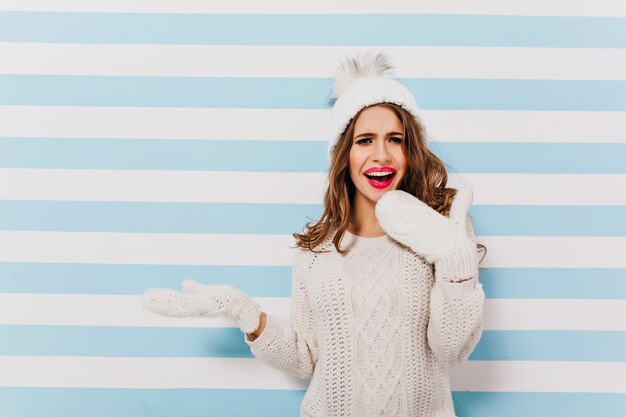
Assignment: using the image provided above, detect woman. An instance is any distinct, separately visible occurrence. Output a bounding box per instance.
[143,51,486,417]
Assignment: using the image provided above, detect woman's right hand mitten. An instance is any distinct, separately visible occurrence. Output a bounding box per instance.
[141,280,262,334]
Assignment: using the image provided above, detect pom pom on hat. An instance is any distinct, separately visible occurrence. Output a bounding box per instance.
[328,50,421,159]
[328,52,394,106]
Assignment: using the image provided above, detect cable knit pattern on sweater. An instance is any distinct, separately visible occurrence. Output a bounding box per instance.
[244,221,485,417]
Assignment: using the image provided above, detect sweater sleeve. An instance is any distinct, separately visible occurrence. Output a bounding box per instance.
[243,248,318,379]
[427,214,486,368]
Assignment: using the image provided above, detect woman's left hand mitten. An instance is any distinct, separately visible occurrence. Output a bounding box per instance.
[374,190,478,281]
[141,280,261,334]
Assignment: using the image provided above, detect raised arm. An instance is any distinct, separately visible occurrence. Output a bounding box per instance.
[141,249,318,379]
[426,215,485,367]
[374,182,486,368]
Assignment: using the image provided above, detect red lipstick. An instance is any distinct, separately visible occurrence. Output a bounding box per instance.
[363,167,396,190]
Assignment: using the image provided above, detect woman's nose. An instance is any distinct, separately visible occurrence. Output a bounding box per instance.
[372,140,391,162]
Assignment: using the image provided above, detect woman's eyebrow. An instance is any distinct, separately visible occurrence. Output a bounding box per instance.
[354,131,403,139]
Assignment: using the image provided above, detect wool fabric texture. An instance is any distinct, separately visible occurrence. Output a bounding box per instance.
[142,280,262,334]
[244,210,485,416]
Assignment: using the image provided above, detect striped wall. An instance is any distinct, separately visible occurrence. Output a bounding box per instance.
[1,1,625,416]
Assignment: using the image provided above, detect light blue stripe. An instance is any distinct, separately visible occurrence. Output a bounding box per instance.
[0,388,622,417]
[0,138,329,172]
[1,326,624,361]
[0,263,292,296]
[433,142,626,174]
[0,201,323,234]
[0,75,329,108]
[471,331,626,362]
[0,388,306,417]
[400,78,626,111]
[2,76,626,110]
[1,263,624,299]
[2,138,625,174]
[470,205,626,236]
[0,201,624,236]
[0,326,254,358]
[480,268,626,299]
[453,392,626,417]
[1,12,625,47]
[1,389,624,417]
[1,263,625,299]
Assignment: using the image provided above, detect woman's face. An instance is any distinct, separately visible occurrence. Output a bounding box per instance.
[348,104,407,205]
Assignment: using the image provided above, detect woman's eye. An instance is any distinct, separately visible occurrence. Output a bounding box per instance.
[355,137,402,144]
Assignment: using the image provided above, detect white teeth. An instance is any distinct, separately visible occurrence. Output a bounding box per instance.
[365,171,394,177]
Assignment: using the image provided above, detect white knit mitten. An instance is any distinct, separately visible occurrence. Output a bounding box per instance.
[374,189,478,282]
[141,280,262,334]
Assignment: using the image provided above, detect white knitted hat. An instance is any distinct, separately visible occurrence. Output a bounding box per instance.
[328,50,421,159]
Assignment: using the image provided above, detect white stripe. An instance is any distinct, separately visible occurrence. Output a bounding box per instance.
[3,44,626,80]
[1,0,625,16]
[0,106,331,141]
[466,174,626,205]
[2,106,625,144]
[0,231,297,265]
[0,169,327,204]
[0,231,623,268]
[0,356,308,389]
[449,361,626,393]
[425,110,626,144]
[0,294,291,328]
[0,169,624,205]
[479,236,626,268]
[1,356,624,392]
[1,294,625,331]
[484,299,626,331]
[0,231,626,268]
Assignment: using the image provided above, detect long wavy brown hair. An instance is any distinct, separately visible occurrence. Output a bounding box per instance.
[293,102,487,262]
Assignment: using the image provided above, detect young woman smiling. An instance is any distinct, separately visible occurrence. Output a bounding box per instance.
[143,51,486,417]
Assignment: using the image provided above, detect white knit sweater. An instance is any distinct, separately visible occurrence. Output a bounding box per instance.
[244,221,485,417]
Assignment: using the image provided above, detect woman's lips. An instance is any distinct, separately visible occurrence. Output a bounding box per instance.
[363,172,395,189]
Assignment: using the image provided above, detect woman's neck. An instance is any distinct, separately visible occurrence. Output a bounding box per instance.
[349,192,386,237]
